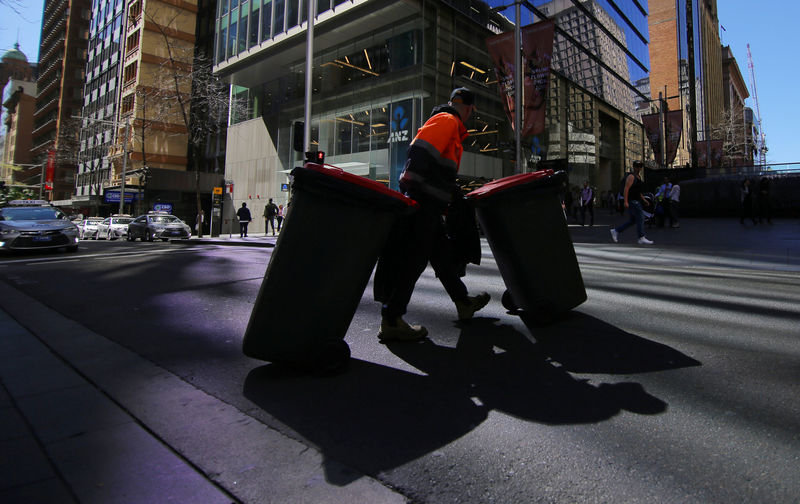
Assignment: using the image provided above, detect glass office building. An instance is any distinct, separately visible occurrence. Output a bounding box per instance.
[213,0,650,228]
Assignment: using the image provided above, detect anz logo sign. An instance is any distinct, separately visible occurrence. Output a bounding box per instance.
[388,104,410,144]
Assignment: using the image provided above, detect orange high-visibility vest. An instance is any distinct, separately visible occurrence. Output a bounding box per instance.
[410,112,468,172]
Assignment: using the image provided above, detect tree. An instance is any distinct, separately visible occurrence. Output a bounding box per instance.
[713,105,752,167]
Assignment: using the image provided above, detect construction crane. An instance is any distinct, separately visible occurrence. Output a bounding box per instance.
[746,44,767,167]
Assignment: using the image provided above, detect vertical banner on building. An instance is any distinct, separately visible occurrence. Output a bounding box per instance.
[486,20,555,137]
[665,110,683,165]
[45,149,55,190]
[642,113,662,163]
[388,99,413,191]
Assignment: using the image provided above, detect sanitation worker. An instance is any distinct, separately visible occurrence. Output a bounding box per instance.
[376,87,490,342]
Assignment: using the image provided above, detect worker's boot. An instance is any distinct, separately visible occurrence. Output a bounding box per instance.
[455,292,491,320]
[378,316,428,342]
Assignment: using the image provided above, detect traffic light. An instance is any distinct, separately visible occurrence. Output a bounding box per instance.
[305,150,325,164]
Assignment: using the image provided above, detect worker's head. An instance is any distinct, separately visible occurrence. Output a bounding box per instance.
[242,202,247,207]
[449,87,477,122]
[632,160,643,173]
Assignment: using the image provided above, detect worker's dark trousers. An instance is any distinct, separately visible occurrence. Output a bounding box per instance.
[380,204,467,320]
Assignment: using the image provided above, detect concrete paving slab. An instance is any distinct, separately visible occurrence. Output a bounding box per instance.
[14,384,132,444]
[0,435,55,488]
[46,421,233,504]
[0,477,77,504]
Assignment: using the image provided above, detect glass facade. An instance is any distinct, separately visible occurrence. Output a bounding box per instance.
[215,0,650,192]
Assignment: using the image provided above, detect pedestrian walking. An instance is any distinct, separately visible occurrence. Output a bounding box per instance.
[236,202,252,237]
[195,209,205,237]
[668,182,680,228]
[757,176,772,224]
[263,198,278,235]
[580,180,594,226]
[655,177,672,228]
[740,178,756,226]
[570,186,580,222]
[610,161,654,245]
[375,87,489,342]
[276,204,284,231]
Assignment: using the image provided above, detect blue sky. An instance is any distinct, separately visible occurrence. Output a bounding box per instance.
[1,0,796,165]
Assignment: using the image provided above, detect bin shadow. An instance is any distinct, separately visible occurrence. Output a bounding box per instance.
[518,311,703,374]
[243,358,487,485]
[244,317,688,485]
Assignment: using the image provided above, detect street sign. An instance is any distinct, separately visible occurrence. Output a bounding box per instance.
[104,190,137,203]
[281,183,289,192]
[213,186,223,195]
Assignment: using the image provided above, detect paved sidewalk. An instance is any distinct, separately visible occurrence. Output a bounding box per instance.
[0,282,406,504]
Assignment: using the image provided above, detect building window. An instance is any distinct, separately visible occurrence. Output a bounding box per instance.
[238,7,248,53]
[273,0,284,36]
[121,94,134,115]
[261,0,272,41]
[123,61,137,84]
[249,2,260,48]
[228,19,237,57]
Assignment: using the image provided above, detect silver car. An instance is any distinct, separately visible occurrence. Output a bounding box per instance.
[78,217,105,239]
[0,200,80,253]
[96,215,134,240]
[127,212,192,241]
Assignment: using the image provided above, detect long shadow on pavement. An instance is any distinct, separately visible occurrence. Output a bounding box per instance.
[244,315,699,485]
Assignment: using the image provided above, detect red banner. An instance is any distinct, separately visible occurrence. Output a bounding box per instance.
[486,20,555,137]
[45,149,55,190]
[665,110,683,165]
[642,113,661,161]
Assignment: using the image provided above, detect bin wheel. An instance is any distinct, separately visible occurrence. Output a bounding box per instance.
[501,290,519,311]
[311,339,351,375]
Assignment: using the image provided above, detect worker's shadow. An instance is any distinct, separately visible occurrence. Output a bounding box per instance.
[243,314,698,486]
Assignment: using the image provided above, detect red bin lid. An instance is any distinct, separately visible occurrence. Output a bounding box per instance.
[304,163,417,207]
[465,169,556,200]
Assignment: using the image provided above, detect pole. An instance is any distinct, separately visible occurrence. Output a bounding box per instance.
[119,120,129,215]
[514,0,523,173]
[658,91,666,168]
[686,0,698,168]
[39,161,45,198]
[303,0,315,153]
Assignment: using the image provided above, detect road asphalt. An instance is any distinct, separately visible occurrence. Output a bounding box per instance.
[1,211,797,503]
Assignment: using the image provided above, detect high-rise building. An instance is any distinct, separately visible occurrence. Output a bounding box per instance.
[74,0,126,210]
[539,0,635,117]
[648,0,725,167]
[32,0,92,202]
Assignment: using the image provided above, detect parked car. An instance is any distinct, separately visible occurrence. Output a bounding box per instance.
[127,212,192,241]
[96,215,134,240]
[0,200,80,253]
[78,217,105,239]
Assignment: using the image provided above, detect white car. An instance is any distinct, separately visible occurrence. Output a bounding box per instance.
[96,215,134,240]
[78,218,105,239]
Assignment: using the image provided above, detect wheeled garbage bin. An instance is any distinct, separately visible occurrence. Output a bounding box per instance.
[242,163,417,372]
[465,169,586,324]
